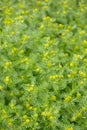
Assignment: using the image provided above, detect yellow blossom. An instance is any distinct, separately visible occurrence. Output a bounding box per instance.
[51,96,56,101]
[70,62,74,67]
[76,54,82,59]
[11,47,18,54]
[27,97,31,101]
[83,78,87,81]
[50,50,55,55]
[43,53,48,58]
[35,122,39,126]
[4,61,12,69]
[25,119,30,123]
[83,40,87,44]
[5,76,10,83]
[71,39,75,42]
[34,114,38,118]
[59,24,64,28]
[43,52,48,60]
[82,107,86,112]
[83,58,87,62]
[37,1,42,6]
[85,48,87,53]
[81,8,85,12]
[80,30,85,35]
[67,74,71,78]
[59,65,62,69]
[4,18,14,25]
[10,92,14,96]
[77,112,82,118]
[62,33,65,37]
[20,75,24,80]
[48,62,52,67]
[40,25,45,30]
[65,95,72,102]
[22,10,30,15]
[33,8,38,12]
[43,16,52,21]
[25,57,29,64]
[77,93,81,98]
[50,75,58,80]
[8,122,13,126]
[29,106,33,110]
[47,112,51,117]
[3,42,8,48]
[66,26,71,32]
[52,23,57,28]
[71,116,76,121]
[10,103,15,109]
[63,11,67,15]
[11,31,15,35]
[45,0,49,2]
[44,43,49,48]
[75,45,79,50]
[43,5,48,10]
[20,50,24,54]
[22,35,28,44]
[67,127,73,130]
[2,6,6,10]
[26,103,30,108]
[23,115,28,119]
[49,115,54,120]
[0,85,3,91]
[42,112,46,116]
[33,107,37,111]
[35,68,41,72]
[63,1,67,5]
[80,81,84,85]
[18,2,24,8]
[28,86,34,92]
[5,9,11,15]
[72,71,77,76]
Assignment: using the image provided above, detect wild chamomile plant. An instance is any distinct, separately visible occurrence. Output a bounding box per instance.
[0,0,87,130]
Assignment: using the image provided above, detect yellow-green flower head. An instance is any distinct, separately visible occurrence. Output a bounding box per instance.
[0,85,3,91]
[67,127,74,130]
[18,2,24,8]
[65,95,72,102]
[4,18,14,25]
[4,61,12,69]
[51,96,56,101]
[5,76,10,83]
[37,1,42,6]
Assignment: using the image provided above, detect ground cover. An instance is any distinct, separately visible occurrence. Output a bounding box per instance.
[0,0,87,130]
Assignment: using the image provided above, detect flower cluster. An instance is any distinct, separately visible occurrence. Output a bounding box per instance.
[0,0,87,130]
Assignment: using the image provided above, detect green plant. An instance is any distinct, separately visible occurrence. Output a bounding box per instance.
[0,0,87,130]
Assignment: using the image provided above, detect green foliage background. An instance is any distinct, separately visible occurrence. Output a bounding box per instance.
[0,0,87,130]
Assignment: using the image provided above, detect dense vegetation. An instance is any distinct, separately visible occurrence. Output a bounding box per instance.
[0,0,87,130]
